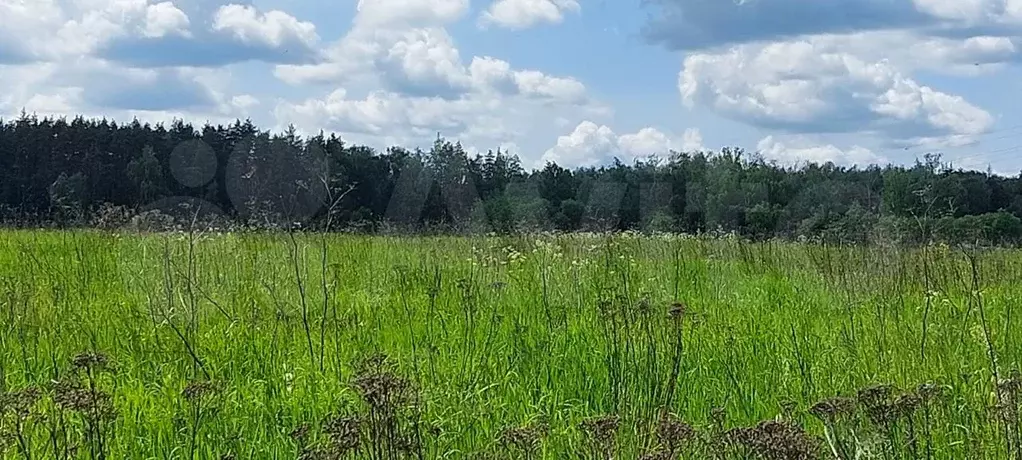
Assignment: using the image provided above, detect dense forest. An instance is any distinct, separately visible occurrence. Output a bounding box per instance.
[2,113,1022,244]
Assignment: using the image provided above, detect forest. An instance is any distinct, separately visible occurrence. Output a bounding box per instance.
[2,112,1022,244]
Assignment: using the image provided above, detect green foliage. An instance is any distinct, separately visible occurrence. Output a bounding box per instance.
[7,114,1022,244]
[1,231,1022,458]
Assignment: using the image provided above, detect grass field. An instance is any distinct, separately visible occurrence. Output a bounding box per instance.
[1,230,1022,459]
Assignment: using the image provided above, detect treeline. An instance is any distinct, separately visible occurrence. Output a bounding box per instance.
[2,113,1022,244]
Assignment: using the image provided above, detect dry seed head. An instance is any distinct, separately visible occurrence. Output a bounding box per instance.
[725,420,821,460]
[656,413,695,449]
[322,416,361,452]
[182,380,221,402]
[498,422,546,453]
[0,387,41,419]
[857,384,894,409]
[808,397,856,423]
[997,370,1022,399]
[892,392,922,417]
[779,400,797,419]
[668,302,686,320]
[916,383,942,403]
[289,424,310,441]
[298,446,338,460]
[638,449,674,460]
[71,352,111,372]
[52,381,116,420]
[710,407,726,429]
[990,401,1018,423]
[580,414,620,444]
[394,433,420,454]
[353,371,415,412]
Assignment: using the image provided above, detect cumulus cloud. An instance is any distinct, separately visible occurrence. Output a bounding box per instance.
[756,135,887,167]
[212,4,318,49]
[540,121,692,168]
[0,1,320,67]
[276,89,480,137]
[265,0,604,157]
[143,2,190,38]
[99,3,320,68]
[644,0,1022,165]
[274,8,590,104]
[354,0,470,28]
[678,37,995,143]
[479,0,580,30]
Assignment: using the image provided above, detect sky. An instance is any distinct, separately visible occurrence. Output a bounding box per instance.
[3,0,1022,173]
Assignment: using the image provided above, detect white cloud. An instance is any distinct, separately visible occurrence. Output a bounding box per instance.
[681,128,706,151]
[513,70,586,103]
[230,94,259,111]
[756,135,887,167]
[355,0,469,28]
[276,89,491,137]
[143,2,189,38]
[213,4,319,48]
[540,121,686,168]
[679,36,995,143]
[479,0,580,29]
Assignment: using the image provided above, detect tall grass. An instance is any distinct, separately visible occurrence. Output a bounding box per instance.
[1,230,1021,458]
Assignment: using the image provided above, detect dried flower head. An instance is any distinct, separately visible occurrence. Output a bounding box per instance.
[0,387,41,419]
[322,416,361,453]
[638,449,674,460]
[710,407,727,431]
[725,420,821,460]
[498,421,546,454]
[857,384,894,409]
[808,397,856,424]
[916,383,942,404]
[656,413,696,450]
[298,446,337,460]
[580,414,619,444]
[71,352,110,373]
[52,380,117,420]
[580,414,620,457]
[891,392,922,417]
[990,401,1018,423]
[393,433,420,454]
[668,302,686,320]
[997,370,1022,399]
[353,370,415,412]
[289,424,310,442]
[182,380,221,402]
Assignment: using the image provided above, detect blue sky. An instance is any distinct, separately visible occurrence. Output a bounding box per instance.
[2,0,1022,173]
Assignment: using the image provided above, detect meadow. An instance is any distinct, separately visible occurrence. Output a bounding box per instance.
[1,229,1021,459]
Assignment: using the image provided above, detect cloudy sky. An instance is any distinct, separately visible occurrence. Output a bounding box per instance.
[3,0,1022,172]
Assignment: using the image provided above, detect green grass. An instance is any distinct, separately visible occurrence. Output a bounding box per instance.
[1,230,1021,459]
